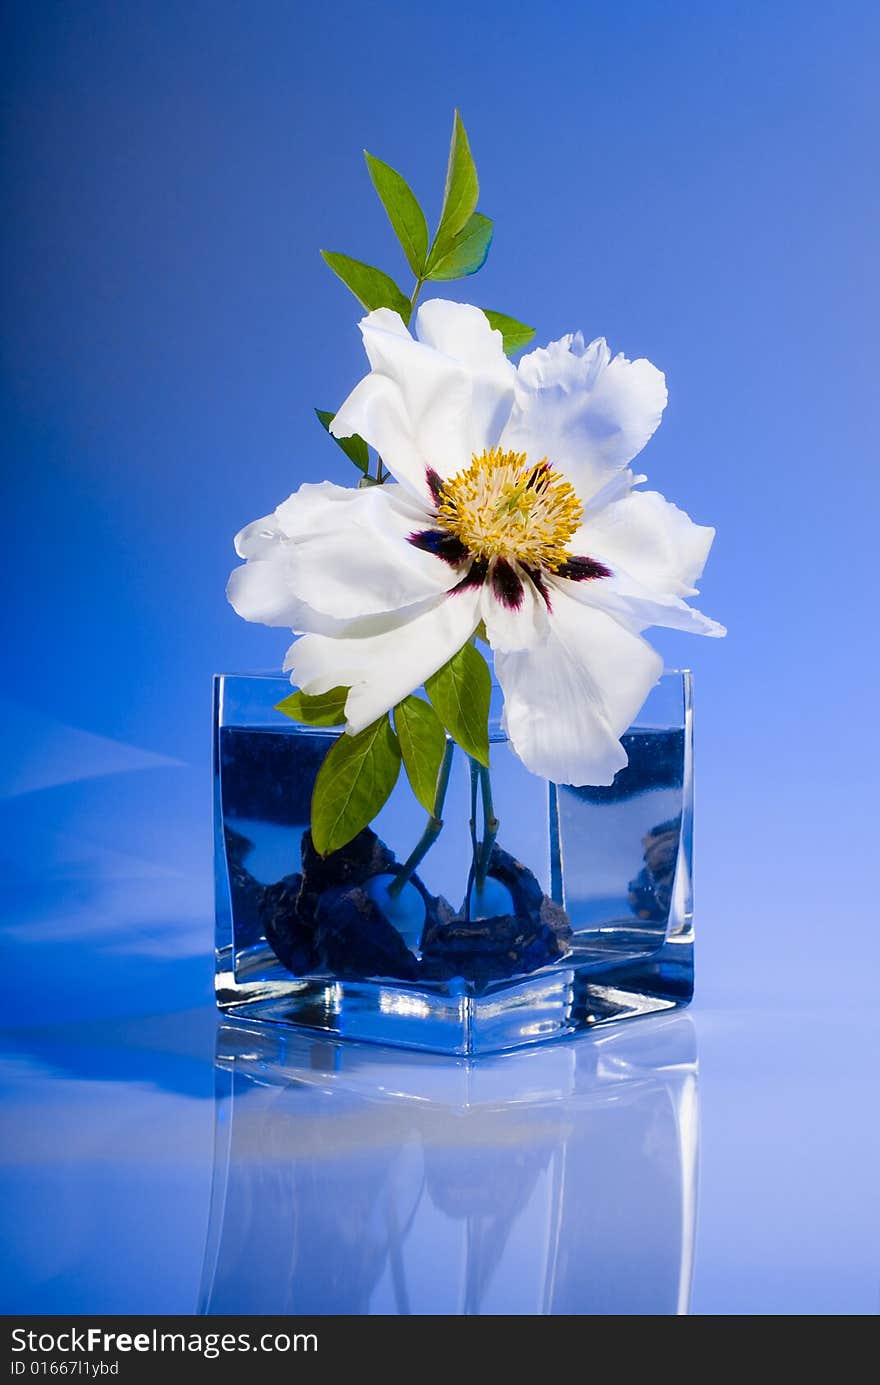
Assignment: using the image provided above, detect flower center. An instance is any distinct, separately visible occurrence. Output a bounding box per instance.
[436,447,583,571]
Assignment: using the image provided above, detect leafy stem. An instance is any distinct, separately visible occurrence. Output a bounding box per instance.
[387,736,455,898]
[468,758,499,901]
[468,756,480,865]
[475,762,499,891]
[318,111,536,485]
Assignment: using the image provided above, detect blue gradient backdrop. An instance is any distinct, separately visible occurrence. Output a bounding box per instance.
[1,0,879,1315]
[3,2,879,1001]
[4,0,879,996]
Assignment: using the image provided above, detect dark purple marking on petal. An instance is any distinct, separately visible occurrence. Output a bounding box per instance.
[556,554,612,581]
[425,467,444,506]
[450,558,488,593]
[524,565,553,612]
[491,557,525,611]
[408,528,469,566]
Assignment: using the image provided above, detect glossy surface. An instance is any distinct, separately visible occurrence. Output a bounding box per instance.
[3,998,879,1316]
[202,1015,698,1315]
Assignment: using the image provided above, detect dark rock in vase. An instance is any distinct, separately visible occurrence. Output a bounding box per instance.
[628,816,681,921]
[421,845,572,985]
[298,827,396,922]
[418,889,459,936]
[480,844,546,920]
[261,872,319,974]
[259,827,420,981]
[314,884,419,981]
[247,826,569,988]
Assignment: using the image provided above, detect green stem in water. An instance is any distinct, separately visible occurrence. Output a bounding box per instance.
[468,756,480,861]
[464,758,482,921]
[474,763,499,893]
[387,737,455,898]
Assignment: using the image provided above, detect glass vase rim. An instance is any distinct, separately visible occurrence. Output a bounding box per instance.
[214,666,694,681]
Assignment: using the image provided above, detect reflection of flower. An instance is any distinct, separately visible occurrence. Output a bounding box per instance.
[229,300,723,785]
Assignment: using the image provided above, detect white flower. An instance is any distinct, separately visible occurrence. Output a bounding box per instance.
[228,300,724,786]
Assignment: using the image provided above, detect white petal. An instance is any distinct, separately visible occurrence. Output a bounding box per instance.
[581,467,647,515]
[274,479,420,539]
[557,568,726,639]
[329,374,426,502]
[414,299,515,452]
[227,481,457,635]
[271,481,455,620]
[226,556,312,629]
[233,513,284,559]
[356,305,411,339]
[288,606,432,645]
[575,488,717,596]
[331,310,472,500]
[501,334,667,503]
[481,564,550,652]
[414,299,504,367]
[285,589,482,733]
[495,588,662,786]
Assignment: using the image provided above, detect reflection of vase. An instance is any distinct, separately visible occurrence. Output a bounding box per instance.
[199,1014,698,1315]
[213,671,694,1055]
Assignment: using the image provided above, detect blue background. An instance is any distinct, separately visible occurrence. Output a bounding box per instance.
[2,0,878,1315]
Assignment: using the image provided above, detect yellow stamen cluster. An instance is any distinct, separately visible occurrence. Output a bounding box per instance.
[436,447,582,571]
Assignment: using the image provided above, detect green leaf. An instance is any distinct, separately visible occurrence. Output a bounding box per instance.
[275,686,349,727]
[426,213,493,281]
[481,310,536,356]
[320,251,412,321]
[425,642,491,768]
[432,109,479,261]
[365,152,429,278]
[394,695,447,814]
[315,408,369,474]
[311,715,402,856]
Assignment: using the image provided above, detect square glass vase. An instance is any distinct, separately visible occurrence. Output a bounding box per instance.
[213,670,694,1056]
